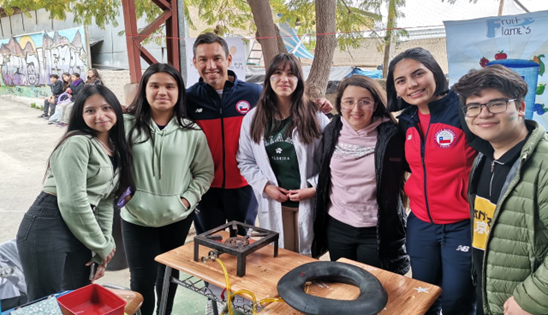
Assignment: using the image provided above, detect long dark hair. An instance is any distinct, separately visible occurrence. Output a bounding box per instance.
[126,63,194,146]
[336,75,392,121]
[62,72,71,91]
[250,53,321,145]
[86,68,103,85]
[386,47,448,112]
[46,85,134,198]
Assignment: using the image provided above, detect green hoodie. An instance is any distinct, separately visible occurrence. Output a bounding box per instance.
[43,134,118,264]
[122,115,214,227]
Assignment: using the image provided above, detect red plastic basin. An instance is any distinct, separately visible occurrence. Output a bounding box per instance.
[57,284,127,315]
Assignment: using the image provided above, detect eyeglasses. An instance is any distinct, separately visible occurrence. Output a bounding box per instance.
[462,99,515,117]
[341,99,375,111]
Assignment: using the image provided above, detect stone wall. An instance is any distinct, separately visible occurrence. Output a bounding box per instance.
[98,70,132,105]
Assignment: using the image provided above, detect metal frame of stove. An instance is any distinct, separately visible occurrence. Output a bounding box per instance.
[158,221,280,315]
[193,221,279,277]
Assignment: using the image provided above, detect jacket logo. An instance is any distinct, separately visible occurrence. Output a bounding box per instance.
[195,108,203,113]
[236,100,251,114]
[275,147,283,154]
[407,135,412,140]
[456,245,470,252]
[434,129,457,148]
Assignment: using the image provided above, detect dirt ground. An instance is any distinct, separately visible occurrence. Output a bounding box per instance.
[0,99,64,243]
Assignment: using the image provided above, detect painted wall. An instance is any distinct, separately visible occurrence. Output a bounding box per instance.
[0,9,168,99]
[0,27,87,97]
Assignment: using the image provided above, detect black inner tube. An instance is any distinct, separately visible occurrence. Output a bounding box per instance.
[277,261,388,315]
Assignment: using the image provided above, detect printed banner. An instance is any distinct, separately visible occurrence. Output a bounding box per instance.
[0,26,88,98]
[184,37,246,87]
[445,10,548,128]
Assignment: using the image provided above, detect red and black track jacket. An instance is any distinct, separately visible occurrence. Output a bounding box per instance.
[397,90,477,224]
[186,71,262,189]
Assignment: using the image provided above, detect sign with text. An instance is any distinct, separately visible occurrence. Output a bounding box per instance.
[445,10,548,128]
[184,37,246,87]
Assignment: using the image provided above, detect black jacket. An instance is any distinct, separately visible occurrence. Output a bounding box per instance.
[50,80,63,96]
[312,115,410,275]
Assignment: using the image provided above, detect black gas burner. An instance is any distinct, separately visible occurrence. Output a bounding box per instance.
[194,221,279,277]
[225,236,250,248]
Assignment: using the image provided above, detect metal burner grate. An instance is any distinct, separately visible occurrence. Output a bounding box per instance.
[224,236,250,248]
[194,221,279,277]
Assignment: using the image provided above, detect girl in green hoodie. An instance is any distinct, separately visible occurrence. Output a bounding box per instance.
[16,85,134,301]
[122,63,214,315]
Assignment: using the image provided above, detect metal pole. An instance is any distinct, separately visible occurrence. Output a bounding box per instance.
[158,266,173,315]
[177,0,189,84]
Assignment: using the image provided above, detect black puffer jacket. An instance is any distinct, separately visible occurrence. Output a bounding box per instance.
[312,115,410,275]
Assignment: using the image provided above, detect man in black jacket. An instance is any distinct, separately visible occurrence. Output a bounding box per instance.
[38,74,63,119]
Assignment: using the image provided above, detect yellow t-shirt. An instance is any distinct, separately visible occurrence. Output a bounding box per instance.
[472,196,496,251]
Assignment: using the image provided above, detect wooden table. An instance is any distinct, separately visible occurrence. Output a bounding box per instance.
[261,258,442,314]
[155,233,441,315]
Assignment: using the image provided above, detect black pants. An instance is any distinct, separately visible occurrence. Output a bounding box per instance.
[121,212,194,315]
[406,212,476,315]
[326,215,381,268]
[16,192,91,301]
[193,186,258,236]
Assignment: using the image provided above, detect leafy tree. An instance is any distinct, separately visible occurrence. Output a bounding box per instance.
[1,0,406,96]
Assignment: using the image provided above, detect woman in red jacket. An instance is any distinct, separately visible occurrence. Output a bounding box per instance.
[386,47,477,315]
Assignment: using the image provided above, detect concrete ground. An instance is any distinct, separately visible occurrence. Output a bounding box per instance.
[0,98,208,314]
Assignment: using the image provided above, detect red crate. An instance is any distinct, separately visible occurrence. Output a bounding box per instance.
[57,284,126,315]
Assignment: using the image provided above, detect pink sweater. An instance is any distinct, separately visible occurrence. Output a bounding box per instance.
[328,116,387,228]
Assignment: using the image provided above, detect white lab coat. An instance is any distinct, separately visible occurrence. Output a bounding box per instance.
[237,108,329,255]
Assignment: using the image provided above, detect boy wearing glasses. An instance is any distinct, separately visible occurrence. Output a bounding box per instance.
[453,64,548,315]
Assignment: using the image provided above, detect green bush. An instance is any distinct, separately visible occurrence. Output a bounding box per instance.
[30,103,36,108]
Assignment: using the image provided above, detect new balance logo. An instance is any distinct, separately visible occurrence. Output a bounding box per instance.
[195,108,203,113]
[456,245,470,252]
[407,135,412,140]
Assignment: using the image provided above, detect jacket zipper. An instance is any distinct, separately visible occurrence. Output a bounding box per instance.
[219,105,226,188]
[489,160,503,197]
[421,122,434,224]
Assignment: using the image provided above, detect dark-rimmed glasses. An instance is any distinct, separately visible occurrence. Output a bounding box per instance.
[462,99,515,117]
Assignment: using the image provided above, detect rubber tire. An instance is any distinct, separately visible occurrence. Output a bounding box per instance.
[277,261,388,315]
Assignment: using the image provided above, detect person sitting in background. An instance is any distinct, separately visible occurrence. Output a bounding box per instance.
[86,69,103,86]
[47,73,72,125]
[38,74,63,119]
[57,73,84,127]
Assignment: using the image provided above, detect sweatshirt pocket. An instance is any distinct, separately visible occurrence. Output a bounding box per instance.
[124,190,192,227]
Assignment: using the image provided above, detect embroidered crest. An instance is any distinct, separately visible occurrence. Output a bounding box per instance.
[236,100,251,114]
[434,129,457,148]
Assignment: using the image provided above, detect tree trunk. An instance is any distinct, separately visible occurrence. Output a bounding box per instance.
[275,25,288,54]
[383,0,397,78]
[247,0,280,67]
[306,0,337,100]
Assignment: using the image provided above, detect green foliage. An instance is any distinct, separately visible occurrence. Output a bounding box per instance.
[30,102,36,108]
[1,0,121,29]
[0,0,406,53]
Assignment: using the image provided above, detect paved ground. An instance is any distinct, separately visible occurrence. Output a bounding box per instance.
[0,98,207,314]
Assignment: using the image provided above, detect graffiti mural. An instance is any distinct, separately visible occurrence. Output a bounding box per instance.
[0,27,88,97]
